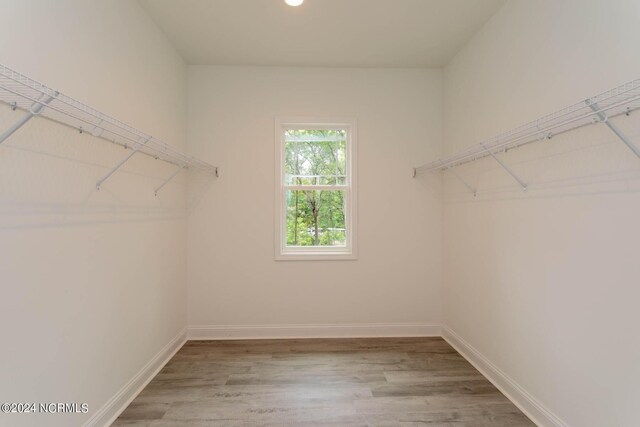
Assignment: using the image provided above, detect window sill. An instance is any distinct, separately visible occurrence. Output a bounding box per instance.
[275,252,358,261]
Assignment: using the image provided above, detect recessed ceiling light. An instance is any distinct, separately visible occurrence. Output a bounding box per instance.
[285,0,304,6]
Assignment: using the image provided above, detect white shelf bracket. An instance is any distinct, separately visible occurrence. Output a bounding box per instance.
[481,143,527,191]
[154,164,185,196]
[447,166,477,197]
[587,100,640,159]
[91,119,104,138]
[96,138,149,190]
[0,92,58,145]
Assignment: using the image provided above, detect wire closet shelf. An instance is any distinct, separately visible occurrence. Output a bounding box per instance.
[414,78,640,181]
[0,63,217,191]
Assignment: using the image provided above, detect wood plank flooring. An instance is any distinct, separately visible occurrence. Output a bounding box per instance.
[113,337,534,426]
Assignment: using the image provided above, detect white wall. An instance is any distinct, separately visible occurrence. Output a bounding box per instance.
[187,66,443,333]
[5,1,636,426]
[442,1,640,426]
[0,1,188,426]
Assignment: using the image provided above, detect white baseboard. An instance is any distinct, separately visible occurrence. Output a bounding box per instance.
[83,327,187,427]
[188,323,441,340]
[441,326,568,427]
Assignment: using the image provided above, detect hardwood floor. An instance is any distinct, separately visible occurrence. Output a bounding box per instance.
[113,338,534,426]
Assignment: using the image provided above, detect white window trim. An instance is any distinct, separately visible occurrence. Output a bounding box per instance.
[274,117,358,261]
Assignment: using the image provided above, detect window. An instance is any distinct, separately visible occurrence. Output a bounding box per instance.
[275,118,357,260]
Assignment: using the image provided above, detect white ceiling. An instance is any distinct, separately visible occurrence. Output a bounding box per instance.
[138,0,505,68]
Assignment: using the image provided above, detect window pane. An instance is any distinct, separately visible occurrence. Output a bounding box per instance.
[285,190,346,247]
[284,130,346,185]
